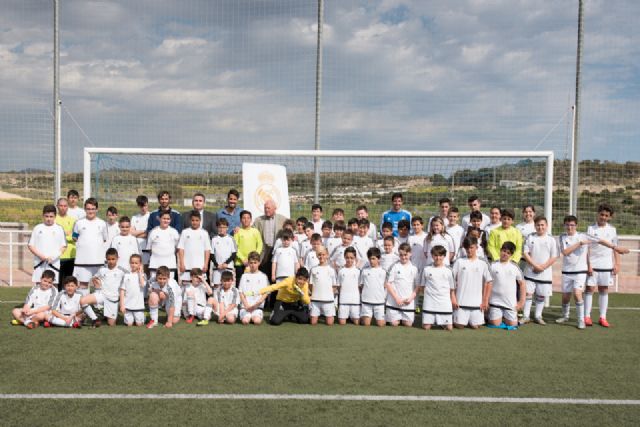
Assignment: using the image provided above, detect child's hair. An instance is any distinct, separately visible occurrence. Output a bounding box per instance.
[332,208,344,217]
[321,220,333,230]
[62,275,78,286]
[467,195,480,204]
[310,233,322,243]
[398,242,411,253]
[342,229,354,237]
[356,205,368,213]
[597,203,614,215]
[469,211,483,221]
[500,208,515,220]
[522,204,536,213]
[41,269,56,281]
[159,209,171,218]
[427,216,446,241]
[367,247,381,259]
[391,192,403,201]
[136,195,148,207]
[333,220,346,232]
[357,218,370,227]
[430,245,447,257]
[67,189,80,198]
[105,247,118,258]
[383,235,395,244]
[397,219,410,230]
[247,251,261,262]
[311,203,323,212]
[501,241,516,254]
[449,206,459,214]
[304,222,314,231]
[157,190,171,200]
[347,217,358,227]
[563,215,578,224]
[189,210,201,219]
[216,217,229,227]
[411,216,423,225]
[221,270,234,282]
[381,221,393,231]
[281,230,294,240]
[282,219,295,229]
[344,246,357,257]
[439,197,451,205]
[107,206,118,215]
[240,210,252,219]
[190,267,203,278]
[129,254,142,262]
[533,215,547,225]
[462,236,478,250]
[296,267,310,279]
[156,266,170,277]
[119,216,130,224]
[296,216,308,224]
[84,197,98,209]
[42,204,57,215]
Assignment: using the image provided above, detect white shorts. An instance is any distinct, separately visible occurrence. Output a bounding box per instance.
[163,296,183,319]
[240,308,264,321]
[453,308,485,326]
[588,270,613,287]
[124,310,145,325]
[32,264,60,284]
[562,273,587,293]
[215,307,238,319]
[422,312,452,326]
[489,306,517,322]
[310,301,336,318]
[525,279,553,297]
[94,293,119,319]
[338,304,360,320]
[360,303,385,320]
[73,265,101,282]
[385,306,415,324]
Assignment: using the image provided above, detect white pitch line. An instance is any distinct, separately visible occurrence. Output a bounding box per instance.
[0,394,639,405]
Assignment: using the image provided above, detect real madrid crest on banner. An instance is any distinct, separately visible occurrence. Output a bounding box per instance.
[242,162,291,219]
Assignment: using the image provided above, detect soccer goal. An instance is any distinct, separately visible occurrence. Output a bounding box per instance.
[83,148,554,227]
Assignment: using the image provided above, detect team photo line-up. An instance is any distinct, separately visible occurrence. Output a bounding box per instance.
[13,188,629,330]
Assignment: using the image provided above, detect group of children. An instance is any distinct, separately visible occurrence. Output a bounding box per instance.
[11,192,629,331]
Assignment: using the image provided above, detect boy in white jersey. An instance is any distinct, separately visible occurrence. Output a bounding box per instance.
[147,266,182,328]
[408,216,427,273]
[215,271,240,324]
[521,216,559,325]
[360,248,387,326]
[413,245,455,330]
[28,204,66,286]
[272,220,301,256]
[585,204,629,327]
[397,220,410,245]
[385,243,419,327]
[380,236,400,272]
[72,198,108,287]
[446,208,464,262]
[238,253,269,325]
[147,210,180,279]
[337,247,361,325]
[130,195,150,269]
[110,216,140,272]
[183,268,214,325]
[271,230,300,283]
[298,222,315,262]
[119,254,147,326]
[556,215,591,329]
[321,221,333,247]
[81,248,126,327]
[303,234,323,271]
[484,242,525,329]
[294,216,308,243]
[210,218,237,288]
[177,210,212,284]
[66,189,85,220]
[356,205,378,241]
[452,237,492,329]
[326,222,345,257]
[47,276,82,328]
[352,219,374,268]
[309,247,338,326]
[105,206,120,250]
[11,270,57,329]
[330,229,355,271]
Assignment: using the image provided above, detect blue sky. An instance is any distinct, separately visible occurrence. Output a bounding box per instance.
[0,0,638,172]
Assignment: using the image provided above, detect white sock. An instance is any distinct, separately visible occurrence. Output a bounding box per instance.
[562,303,570,319]
[204,305,213,320]
[599,293,609,319]
[187,297,195,316]
[150,306,158,323]
[534,296,545,319]
[83,305,97,320]
[584,292,593,317]
[576,301,584,321]
[50,317,70,327]
[523,297,533,319]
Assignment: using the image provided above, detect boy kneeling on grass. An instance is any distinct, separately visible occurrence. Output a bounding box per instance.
[12,269,57,329]
[484,242,526,330]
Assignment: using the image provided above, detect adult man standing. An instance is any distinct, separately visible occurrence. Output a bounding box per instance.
[218,189,241,235]
[461,195,491,231]
[380,192,412,237]
[55,197,76,289]
[182,192,217,238]
[145,190,182,235]
[253,199,288,271]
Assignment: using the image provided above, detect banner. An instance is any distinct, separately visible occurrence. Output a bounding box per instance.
[242,163,291,219]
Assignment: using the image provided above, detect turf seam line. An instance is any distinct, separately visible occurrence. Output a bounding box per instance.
[0,394,639,405]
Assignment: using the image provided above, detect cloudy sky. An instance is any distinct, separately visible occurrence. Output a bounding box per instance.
[0,0,638,171]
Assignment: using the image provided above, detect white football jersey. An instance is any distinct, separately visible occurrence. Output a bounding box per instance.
[385,261,418,309]
[73,217,108,265]
[523,233,559,281]
[215,287,240,307]
[147,226,179,269]
[273,246,299,278]
[489,261,523,310]
[304,250,320,271]
[51,292,82,316]
[461,212,490,231]
[120,271,146,310]
[110,235,140,271]
[446,225,465,261]
[408,233,428,271]
[359,266,387,305]
[423,233,456,266]
[239,271,269,308]
[587,223,617,270]
[25,285,57,309]
[559,233,589,273]
[352,236,374,264]
[178,228,212,279]
[420,265,455,312]
[29,223,66,268]
[309,265,337,302]
[380,252,400,272]
[130,212,150,255]
[337,266,361,305]
[516,222,536,239]
[452,258,492,308]
[94,266,127,301]
[211,234,237,265]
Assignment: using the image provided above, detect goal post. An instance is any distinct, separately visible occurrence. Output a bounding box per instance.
[84,148,554,229]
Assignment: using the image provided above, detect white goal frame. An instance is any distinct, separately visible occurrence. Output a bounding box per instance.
[84,148,554,227]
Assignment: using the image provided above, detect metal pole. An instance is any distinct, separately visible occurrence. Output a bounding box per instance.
[570,0,584,216]
[569,105,577,213]
[53,0,62,201]
[313,0,324,203]
[9,232,13,287]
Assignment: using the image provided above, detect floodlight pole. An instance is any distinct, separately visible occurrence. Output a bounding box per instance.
[570,0,584,215]
[313,0,324,203]
[53,0,62,201]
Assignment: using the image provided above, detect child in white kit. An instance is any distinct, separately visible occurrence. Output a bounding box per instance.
[413,245,455,330]
[210,218,237,289]
[11,270,57,329]
[337,247,361,325]
[147,210,180,279]
[238,252,269,325]
[110,216,140,272]
[309,247,338,326]
[452,237,492,329]
[177,210,212,283]
[359,247,387,327]
[326,222,345,257]
[385,243,419,327]
[423,216,455,266]
[352,219,374,268]
[271,230,300,283]
[47,276,82,328]
[484,242,526,328]
[521,216,558,325]
[215,271,241,324]
[183,268,214,325]
[380,236,400,272]
[28,204,66,286]
[119,254,147,326]
[303,234,323,271]
[330,229,355,271]
[446,207,465,262]
[82,248,126,327]
[105,206,120,251]
[147,265,183,328]
[408,216,427,272]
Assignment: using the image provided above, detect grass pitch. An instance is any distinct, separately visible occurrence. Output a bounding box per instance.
[1,287,639,426]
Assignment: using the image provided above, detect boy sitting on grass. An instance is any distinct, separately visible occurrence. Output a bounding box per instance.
[12,269,57,329]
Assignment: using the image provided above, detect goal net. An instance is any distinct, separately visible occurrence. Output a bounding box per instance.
[84,148,554,227]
